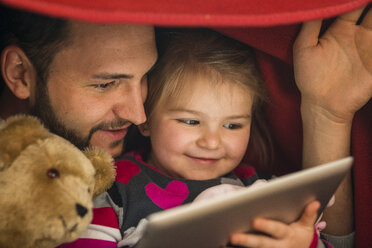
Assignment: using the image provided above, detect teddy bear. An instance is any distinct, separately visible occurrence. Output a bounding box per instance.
[0,115,116,248]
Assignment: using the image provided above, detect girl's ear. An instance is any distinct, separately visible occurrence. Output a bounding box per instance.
[138,123,150,137]
[1,45,37,99]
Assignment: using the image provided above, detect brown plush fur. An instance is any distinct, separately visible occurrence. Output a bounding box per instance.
[0,115,115,248]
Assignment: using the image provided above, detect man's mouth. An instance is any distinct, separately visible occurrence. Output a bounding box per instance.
[97,128,129,140]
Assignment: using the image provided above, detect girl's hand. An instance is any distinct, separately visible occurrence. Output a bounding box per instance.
[228,201,320,248]
[293,6,372,124]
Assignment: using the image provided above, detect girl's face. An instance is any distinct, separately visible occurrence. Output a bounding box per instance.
[142,75,254,180]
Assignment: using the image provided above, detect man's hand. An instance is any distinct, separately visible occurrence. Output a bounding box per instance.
[293,6,372,124]
[293,5,372,236]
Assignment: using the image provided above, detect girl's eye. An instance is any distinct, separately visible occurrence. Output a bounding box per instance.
[92,81,116,90]
[177,119,200,125]
[223,123,242,130]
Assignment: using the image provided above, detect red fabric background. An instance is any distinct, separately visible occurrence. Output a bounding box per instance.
[0,0,369,26]
[1,0,371,246]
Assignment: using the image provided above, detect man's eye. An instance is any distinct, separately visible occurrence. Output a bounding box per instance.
[177,119,200,125]
[223,123,242,129]
[93,81,115,90]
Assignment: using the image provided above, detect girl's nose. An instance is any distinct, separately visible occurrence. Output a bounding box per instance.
[196,129,221,150]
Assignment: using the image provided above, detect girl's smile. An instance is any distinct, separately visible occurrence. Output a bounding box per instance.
[142,74,253,180]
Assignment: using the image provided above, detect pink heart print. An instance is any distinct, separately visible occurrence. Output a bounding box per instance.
[115,160,141,184]
[145,180,189,209]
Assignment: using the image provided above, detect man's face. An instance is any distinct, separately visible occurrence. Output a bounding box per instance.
[31,21,157,157]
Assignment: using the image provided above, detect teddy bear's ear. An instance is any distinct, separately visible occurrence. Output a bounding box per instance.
[0,115,51,170]
[83,147,116,198]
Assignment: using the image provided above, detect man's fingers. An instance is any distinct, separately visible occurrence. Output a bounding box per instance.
[339,6,366,23]
[294,20,322,50]
[359,5,372,29]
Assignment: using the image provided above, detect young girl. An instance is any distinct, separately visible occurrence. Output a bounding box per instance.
[60,29,333,248]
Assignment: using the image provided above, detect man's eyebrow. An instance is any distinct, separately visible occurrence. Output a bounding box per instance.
[92,73,133,80]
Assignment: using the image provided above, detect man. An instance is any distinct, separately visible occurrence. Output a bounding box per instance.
[0,5,157,157]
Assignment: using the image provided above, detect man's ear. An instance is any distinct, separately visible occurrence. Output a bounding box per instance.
[1,45,36,99]
[138,123,150,137]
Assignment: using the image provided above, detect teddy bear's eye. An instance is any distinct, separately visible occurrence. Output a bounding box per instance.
[47,168,60,179]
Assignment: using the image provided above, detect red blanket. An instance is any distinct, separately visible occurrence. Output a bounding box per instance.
[1,0,371,246]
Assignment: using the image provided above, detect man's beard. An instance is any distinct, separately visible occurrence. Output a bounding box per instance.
[30,79,131,152]
[31,83,90,150]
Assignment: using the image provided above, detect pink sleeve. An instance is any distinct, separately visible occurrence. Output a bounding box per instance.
[309,229,333,248]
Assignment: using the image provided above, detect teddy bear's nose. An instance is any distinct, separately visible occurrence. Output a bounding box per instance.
[76,203,88,217]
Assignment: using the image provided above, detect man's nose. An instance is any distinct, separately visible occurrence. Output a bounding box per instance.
[196,129,221,150]
[114,85,147,125]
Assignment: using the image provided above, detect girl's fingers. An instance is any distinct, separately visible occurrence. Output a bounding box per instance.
[230,232,278,248]
[251,218,289,239]
[229,202,320,247]
[297,201,321,227]
[250,201,320,239]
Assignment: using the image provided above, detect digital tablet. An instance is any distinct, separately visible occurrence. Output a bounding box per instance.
[136,157,353,248]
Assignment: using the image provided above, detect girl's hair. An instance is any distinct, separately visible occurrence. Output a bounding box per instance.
[145,28,273,167]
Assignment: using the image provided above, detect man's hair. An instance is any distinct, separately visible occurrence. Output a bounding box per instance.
[146,28,273,167]
[0,5,70,91]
